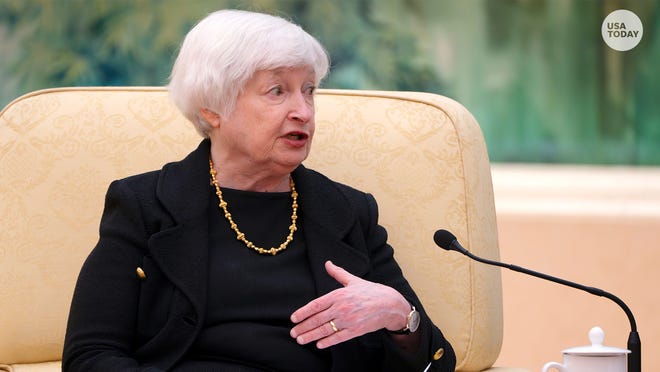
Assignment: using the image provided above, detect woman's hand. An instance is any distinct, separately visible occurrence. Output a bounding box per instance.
[290,260,411,349]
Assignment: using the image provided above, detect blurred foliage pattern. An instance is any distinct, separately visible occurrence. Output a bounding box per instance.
[1,0,658,164]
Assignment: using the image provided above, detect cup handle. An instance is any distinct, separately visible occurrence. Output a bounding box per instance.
[542,362,564,372]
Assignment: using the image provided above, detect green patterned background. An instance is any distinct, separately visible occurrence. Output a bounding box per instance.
[1,0,658,164]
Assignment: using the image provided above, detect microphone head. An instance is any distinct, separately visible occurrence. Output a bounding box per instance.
[433,229,457,250]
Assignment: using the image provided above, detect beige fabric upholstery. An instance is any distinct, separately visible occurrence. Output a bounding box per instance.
[0,361,61,372]
[0,87,512,371]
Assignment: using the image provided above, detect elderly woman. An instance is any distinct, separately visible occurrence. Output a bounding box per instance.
[63,9,455,372]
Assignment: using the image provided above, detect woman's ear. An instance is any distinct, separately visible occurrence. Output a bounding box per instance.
[199,108,222,128]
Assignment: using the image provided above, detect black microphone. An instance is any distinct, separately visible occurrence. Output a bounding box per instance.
[433,229,641,372]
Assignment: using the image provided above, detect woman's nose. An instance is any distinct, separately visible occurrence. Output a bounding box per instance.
[288,93,314,123]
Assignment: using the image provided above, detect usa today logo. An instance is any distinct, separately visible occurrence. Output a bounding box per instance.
[602,9,643,51]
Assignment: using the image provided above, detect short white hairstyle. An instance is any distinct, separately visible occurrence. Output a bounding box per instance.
[168,9,330,137]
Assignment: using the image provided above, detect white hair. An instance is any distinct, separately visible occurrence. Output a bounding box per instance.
[168,9,330,137]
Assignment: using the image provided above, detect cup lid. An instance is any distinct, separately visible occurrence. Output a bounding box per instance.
[562,327,631,356]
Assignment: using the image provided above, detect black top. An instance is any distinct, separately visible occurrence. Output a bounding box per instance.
[182,186,331,371]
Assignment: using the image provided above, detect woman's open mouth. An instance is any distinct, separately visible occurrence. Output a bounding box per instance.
[286,132,308,141]
[283,131,310,148]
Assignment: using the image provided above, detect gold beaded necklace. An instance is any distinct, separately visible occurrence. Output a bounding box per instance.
[209,157,298,256]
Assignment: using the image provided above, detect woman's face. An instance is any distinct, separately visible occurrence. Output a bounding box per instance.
[210,66,317,176]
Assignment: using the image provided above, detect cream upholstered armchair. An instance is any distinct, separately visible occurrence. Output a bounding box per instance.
[0,87,522,371]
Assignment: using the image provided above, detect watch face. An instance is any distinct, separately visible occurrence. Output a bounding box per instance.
[409,309,421,333]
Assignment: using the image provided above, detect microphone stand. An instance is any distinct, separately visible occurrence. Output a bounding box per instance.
[444,237,640,372]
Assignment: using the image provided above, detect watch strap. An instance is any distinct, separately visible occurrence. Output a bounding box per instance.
[388,304,417,335]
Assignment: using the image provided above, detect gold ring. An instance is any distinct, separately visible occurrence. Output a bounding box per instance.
[329,320,339,332]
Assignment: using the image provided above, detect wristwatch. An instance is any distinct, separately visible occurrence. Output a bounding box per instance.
[389,304,420,334]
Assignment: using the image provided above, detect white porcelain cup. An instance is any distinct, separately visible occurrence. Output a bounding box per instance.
[542,354,626,372]
[542,327,629,372]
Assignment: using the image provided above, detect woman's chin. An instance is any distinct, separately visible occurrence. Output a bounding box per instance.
[277,150,310,168]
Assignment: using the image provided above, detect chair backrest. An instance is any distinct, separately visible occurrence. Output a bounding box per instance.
[0,87,502,371]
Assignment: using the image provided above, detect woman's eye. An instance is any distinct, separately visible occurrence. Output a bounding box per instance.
[269,86,284,96]
[305,85,316,95]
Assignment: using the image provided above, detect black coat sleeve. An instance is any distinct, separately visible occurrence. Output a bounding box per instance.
[63,179,165,372]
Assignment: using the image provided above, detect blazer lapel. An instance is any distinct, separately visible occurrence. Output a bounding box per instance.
[293,166,371,295]
[147,139,212,320]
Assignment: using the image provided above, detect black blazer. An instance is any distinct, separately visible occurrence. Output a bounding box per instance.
[63,140,455,372]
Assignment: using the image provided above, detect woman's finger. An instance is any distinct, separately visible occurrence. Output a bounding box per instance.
[290,305,334,339]
[324,260,359,287]
[293,317,342,345]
